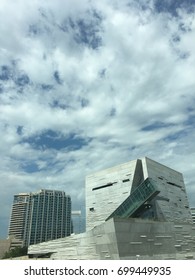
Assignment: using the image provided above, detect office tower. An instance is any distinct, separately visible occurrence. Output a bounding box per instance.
[28,157,195,260]
[7,193,29,248]
[8,189,72,247]
[191,207,195,224]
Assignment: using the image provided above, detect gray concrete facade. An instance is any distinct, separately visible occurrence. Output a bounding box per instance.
[86,159,143,230]
[141,158,192,223]
[28,157,195,259]
[28,218,195,260]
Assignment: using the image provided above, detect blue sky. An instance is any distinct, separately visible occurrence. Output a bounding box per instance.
[0,0,195,238]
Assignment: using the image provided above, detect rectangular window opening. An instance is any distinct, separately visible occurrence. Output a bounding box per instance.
[92,182,117,191]
[122,179,130,183]
[167,181,182,188]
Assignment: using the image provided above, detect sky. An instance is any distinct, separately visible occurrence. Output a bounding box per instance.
[0,0,195,239]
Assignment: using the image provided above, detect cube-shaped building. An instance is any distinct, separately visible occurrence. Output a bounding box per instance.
[86,157,192,230]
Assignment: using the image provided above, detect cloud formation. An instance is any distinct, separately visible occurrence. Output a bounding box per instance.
[0,0,195,238]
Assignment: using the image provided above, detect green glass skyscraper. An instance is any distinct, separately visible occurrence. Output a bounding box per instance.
[8,189,72,247]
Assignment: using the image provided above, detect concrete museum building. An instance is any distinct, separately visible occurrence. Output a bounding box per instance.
[28,157,195,259]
